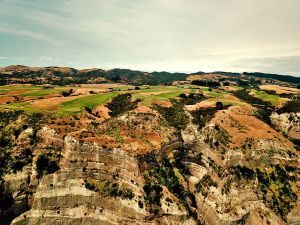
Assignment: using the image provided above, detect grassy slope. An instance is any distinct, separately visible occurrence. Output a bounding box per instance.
[56,92,117,115]
[0,84,241,115]
[251,90,283,107]
[23,88,68,97]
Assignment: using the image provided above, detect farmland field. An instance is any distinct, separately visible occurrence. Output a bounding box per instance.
[0,84,198,115]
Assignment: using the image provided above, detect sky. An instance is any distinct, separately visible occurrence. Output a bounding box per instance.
[0,0,300,76]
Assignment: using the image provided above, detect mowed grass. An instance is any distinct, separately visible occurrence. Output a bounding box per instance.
[56,92,117,115]
[23,87,68,97]
[0,102,43,113]
[251,90,283,106]
[0,84,231,115]
[133,91,183,106]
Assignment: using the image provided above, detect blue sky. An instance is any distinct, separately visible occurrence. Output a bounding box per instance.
[1,0,300,76]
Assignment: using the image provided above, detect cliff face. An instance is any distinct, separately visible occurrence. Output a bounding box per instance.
[2,103,300,225]
[11,132,195,225]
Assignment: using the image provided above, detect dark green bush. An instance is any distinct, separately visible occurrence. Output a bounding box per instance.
[36,153,60,178]
[154,103,188,130]
[106,93,140,117]
[256,165,297,219]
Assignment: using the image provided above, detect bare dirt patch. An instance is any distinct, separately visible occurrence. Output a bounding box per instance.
[30,95,88,110]
[0,96,15,104]
[153,100,173,107]
[213,105,294,148]
[92,106,110,120]
[134,105,156,114]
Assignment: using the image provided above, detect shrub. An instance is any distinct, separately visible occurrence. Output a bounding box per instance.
[143,182,163,214]
[191,107,217,129]
[154,103,188,130]
[36,153,60,178]
[85,179,134,200]
[256,166,297,219]
[61,89,74,97]
[195,175,217,197]
[106,93,140,117]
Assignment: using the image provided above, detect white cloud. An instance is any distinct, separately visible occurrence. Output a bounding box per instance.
[0,0,300,75]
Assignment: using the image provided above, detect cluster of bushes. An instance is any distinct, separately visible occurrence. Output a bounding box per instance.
[85,179,134,200]
[36,153,60,178]
[154,102,188,131]
[191,80,220,87]
[256,165,298,219]
[106,93,140,117]
[178,93,205,105]
[191,107,218,129]
[148,157,185,199]
[195,175,217,197]
[233,89,273,109]
[140,154,192,214]
[278,98,300,113]
[0,112,46,176]
[232,165,255,180]
[233,89,274,124]
[143,182,163,214]
[0,178,13,217]
[254,108,272,125]
[61,89,74,97]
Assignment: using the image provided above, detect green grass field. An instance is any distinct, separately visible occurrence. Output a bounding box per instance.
[0,84,241,116]
[251,90,283,106]
[23,87,69,97]
[57,92,118,115]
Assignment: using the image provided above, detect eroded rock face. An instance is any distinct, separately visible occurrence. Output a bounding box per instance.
[181,107,299,225]
[271,112,300,140]
[11,136,196,225]
[7,106,300,225]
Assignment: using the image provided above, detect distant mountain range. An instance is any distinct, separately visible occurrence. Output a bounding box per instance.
[0,65,299,85]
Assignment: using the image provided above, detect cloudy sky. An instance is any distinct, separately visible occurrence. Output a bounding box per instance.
[1,0,300,76]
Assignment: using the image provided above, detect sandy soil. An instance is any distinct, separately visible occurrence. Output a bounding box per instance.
[134,105,156,114]
[153,100,173,107]
[92,106,110,120]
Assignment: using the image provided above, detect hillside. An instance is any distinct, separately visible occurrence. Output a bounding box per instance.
[1,65,300,86]
[0,75,299,225]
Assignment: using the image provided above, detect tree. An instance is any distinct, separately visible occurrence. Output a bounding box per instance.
[106,94,140,117]
[216,101,223,110]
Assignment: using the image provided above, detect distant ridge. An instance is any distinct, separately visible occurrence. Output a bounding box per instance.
[0,65,299,85]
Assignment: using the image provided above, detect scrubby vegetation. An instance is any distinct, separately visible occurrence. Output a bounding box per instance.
[0,111,47,177]
[191,80,221,87]
[85,179,134,200]
[233,89,274,124]
[0,178,13,217]
[191,107,217,129]
[256,165,298,220]
[254,108,272,125]
[279,98,300,113]
[106,93,140,117]
[195,175,217,197]
[178,92,206,105]
[36,153,60,178]
[154,102,188,131]
[233,89,273,109]
[140,154,197,217]
[143,182,163,214]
